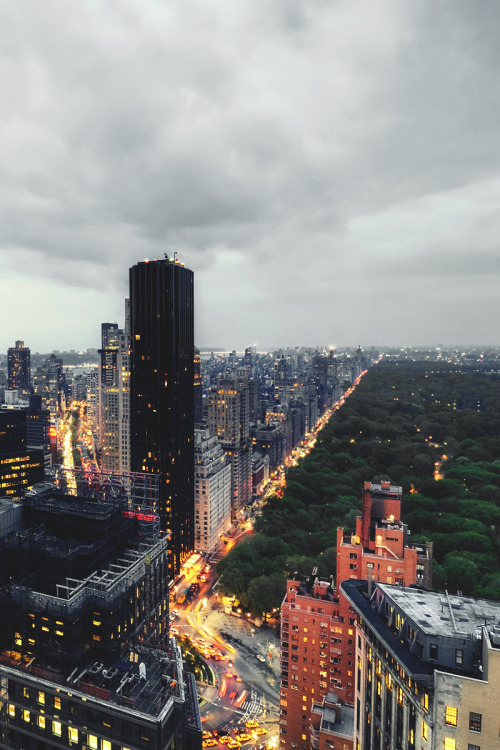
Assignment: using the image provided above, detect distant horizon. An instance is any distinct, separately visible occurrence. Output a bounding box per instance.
[2,342,500,362]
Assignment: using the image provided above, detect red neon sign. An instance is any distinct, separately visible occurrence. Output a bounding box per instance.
[122,511,159,523]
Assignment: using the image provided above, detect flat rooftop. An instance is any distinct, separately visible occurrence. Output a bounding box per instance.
[1,642,201,729]
[321,704,354,738]
[368,482,402,495]
[376,583,500,637]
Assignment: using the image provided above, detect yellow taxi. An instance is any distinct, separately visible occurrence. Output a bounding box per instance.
[237,734,252,743]
[256,728,267,736]
[203,740,217,748]
[245,720,259,730]
[227,741,241,750]
[219,736,232,745]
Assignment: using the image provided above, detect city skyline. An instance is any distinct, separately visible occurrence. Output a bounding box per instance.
[2,1,500,352]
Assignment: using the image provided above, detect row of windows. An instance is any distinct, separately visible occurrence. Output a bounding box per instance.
[445,706,482,732]
[7,705,135,748]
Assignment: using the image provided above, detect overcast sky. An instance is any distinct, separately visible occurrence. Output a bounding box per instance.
[1,0,499,354]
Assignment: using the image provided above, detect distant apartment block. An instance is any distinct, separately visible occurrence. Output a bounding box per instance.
[208,374,252,517]
[7,341,30,393]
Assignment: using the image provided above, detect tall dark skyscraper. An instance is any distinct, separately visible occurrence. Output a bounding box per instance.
[7,340,30,391]
[129,256,194,573]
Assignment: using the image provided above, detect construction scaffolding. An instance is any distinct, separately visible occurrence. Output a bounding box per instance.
[0,473,170,671]
[46,465,160,536]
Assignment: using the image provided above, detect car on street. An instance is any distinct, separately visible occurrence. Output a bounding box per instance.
[227,741,240,750]
[256,654,266,662]
[245,721,259,730]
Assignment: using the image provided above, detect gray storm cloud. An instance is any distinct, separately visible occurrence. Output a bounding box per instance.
[1,0,499,351]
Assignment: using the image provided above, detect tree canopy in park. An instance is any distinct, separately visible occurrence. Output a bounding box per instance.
[217,361,500,613]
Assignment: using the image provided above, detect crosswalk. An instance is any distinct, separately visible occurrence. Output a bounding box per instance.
[240,690,263,719]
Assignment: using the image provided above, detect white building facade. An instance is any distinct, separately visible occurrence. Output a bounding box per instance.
[194,428,232,552]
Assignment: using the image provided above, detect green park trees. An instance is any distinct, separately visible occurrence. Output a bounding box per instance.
[217,362,500,611]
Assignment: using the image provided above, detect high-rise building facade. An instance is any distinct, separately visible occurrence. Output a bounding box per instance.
[117,300,131,473]
[86,368,99,435]
[0,411,44,500]
[33,354,64,420]
[194,428,231,552]
[130,257,194,573]
[343,579,500,750]
[98,322,121,471]
[207,374,252,518]
[194,348,203,426]
[280,577,336,750]
[7,341,30,392]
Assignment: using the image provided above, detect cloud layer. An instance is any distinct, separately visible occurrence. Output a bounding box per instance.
[1,0,499,351]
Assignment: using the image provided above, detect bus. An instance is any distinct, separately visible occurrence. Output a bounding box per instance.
[169,573,185,590]
[177,587,189,604]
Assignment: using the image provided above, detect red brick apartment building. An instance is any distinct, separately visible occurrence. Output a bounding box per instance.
[279,481,432,750]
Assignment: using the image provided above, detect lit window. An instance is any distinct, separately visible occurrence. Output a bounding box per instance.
[68,727,78,744]
[444,739,456,750]
[54,696,61,710]
[53,721,62,737]
[445,706,458,726]
[23,687,30,698]
[38,715,46,729]
[422,692,429,711]
[422,721,428,740]
[38,691,45,705]
[23,710,30,723]
[102,740,111,750]
[7,704,15,717]
[88,735,99,749]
